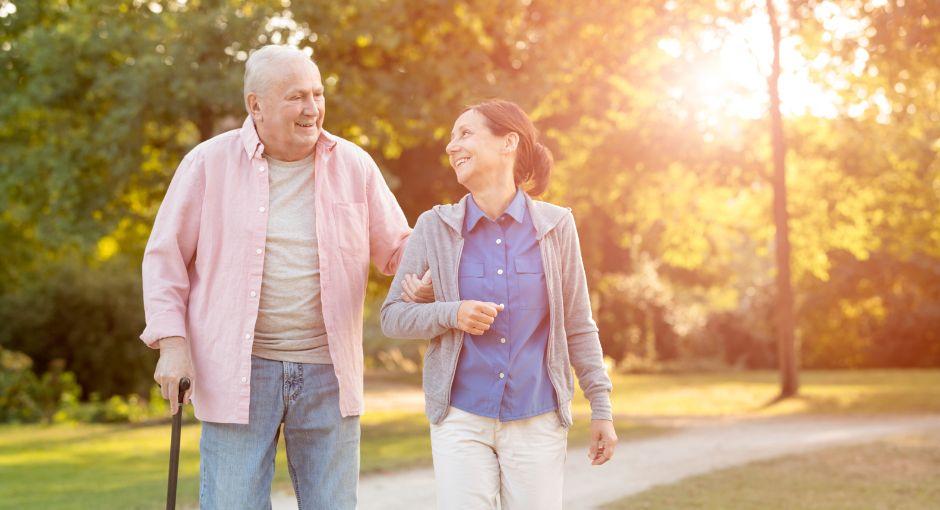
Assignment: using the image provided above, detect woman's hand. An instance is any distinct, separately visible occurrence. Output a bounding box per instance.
[456,300,503,335]
[588,419,618,465]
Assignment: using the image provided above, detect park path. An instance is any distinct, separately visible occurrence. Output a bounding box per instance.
[270,413,940,510]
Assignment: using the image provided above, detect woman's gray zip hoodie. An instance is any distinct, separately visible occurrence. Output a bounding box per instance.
[380,193,613,427]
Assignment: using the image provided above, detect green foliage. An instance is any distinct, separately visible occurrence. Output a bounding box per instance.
[0,346,174,423]
[0,258,152,398]
[0,0,282,271]
[0,0,938,399]
[595,267,681,367]
[55,385,174,424]
[0,349,81,423]
[800,250,940,368]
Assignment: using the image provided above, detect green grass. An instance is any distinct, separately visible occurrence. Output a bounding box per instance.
[0,411,658,509]
[2,368,938,509]
[0,422,202,510]
[0,415,434,510]
[579,369,940,417]
[605,432,940,509]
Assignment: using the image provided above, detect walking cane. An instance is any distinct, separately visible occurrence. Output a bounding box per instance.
[167,377,191,510]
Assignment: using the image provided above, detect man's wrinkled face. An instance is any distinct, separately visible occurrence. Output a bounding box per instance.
[250,59,326,160]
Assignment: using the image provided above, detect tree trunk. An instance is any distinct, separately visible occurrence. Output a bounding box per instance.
[767,0,799,397]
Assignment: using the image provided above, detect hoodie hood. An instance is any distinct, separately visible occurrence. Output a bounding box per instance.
[432,192,570,240]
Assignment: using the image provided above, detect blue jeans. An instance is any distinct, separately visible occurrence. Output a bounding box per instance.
[199,356,360,509]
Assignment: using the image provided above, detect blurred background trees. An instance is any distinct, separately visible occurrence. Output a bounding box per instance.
[1,0,937,409]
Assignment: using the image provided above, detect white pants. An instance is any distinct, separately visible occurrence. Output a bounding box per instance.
[430,406,567,510]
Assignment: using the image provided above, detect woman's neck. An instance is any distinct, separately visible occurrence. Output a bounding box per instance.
[469,179,518,221]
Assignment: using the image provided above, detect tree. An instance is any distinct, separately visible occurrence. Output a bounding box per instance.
[0,0,282,281]
[767,0,799,397]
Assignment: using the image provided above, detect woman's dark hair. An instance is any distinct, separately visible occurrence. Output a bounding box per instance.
[464,99,553,196]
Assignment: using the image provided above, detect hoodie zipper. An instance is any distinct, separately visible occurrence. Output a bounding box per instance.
[539,232,566,423]
[442,235,465,411]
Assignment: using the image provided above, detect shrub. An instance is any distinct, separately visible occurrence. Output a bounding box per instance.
[0,349,82,423]
[0,257,154,399]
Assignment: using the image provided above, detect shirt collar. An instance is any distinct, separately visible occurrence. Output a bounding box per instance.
[240,115,264,159]
[464,188,527,232]
[239,115,338,160]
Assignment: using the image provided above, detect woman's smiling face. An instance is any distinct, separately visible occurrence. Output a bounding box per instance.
[445,109,512,189]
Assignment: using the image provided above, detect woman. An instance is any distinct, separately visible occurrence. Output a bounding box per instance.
[381,99,616,510]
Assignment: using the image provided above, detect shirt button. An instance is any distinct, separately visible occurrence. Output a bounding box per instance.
[250,290,257,297]
[258,166,266,172]
[500,337,507,344]
[241,377,247,383]
[258,206,266,213]
[255,248,263,254]
[496,239,502,245]
[497,269,504,275]
[245,333,252,340]
[498,372,505,379]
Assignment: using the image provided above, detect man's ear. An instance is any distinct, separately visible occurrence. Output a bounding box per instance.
[247,93,263,121]
[503,132,520,154]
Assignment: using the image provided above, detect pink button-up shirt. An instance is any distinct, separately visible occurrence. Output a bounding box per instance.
[140,116,410,424]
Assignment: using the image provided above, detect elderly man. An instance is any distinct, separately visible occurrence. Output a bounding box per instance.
[140,45,425,508]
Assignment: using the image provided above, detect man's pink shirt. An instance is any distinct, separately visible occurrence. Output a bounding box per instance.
[141,116,410,424]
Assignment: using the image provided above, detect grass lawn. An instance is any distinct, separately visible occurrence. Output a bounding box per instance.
[605,431,940,509]
[0,410,657,509]
[2,368,937,509]
[573,368,940,417]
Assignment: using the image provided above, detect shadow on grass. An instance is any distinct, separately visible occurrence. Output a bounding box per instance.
[755,387,940,415]
[758,392,797,410]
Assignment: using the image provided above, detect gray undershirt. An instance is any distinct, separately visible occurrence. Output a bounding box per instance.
[252,152,332,364]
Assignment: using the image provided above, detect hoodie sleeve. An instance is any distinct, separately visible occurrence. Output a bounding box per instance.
[380,212,462,339]
[559,212,613,421]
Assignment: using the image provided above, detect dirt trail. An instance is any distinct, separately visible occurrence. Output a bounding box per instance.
[270,414,940,509]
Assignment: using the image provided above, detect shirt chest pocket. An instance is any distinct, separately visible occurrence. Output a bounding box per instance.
[514,255,548,309]
[457,261,487,302]
[333,202,368,255]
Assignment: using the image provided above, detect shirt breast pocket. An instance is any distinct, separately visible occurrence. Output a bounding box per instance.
[514,255,547,309]
[458,261,487,302]
[333,202,368,255]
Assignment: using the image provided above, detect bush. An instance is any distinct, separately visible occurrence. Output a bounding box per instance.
[594,261,686,367]
[53,386,174,424]
[0,347,176,424]
[702,310,776,369]
[799,250,940,368]
[0,257,155,399]
[0,349,82,423]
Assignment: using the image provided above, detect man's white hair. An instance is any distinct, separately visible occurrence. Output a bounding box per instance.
[243,45,316,113]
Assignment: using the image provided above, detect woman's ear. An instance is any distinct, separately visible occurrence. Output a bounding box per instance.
[503,132,520,154]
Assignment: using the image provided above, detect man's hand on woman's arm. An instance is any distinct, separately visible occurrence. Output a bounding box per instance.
[400,269,435,303]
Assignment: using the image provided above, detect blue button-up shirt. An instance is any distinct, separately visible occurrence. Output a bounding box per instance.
[450,189,557,421]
